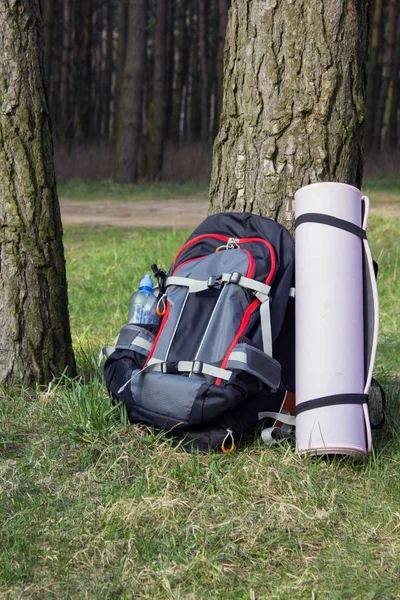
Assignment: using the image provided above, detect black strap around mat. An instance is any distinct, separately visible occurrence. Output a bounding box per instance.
[294,213,367,239]
[296,393,368,416]
[369,378,386,429]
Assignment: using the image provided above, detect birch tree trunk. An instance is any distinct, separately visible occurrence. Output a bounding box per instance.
[0,0,75,384]
[209,0,372,231]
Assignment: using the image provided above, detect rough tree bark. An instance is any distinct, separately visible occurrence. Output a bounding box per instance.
[209,0,373,231]
[114,0,147,183]
[0,0,76,384]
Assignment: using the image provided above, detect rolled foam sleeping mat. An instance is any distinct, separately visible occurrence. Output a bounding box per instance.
[294,182,378,459]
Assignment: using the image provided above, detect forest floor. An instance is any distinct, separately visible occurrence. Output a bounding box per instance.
[60,197,400,228]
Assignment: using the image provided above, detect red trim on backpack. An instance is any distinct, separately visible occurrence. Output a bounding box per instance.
[144,302,171,367]
[173,234,276,285]
[146,257,205,365]
[214,250,257,384]
[172,234,229,268]
[214,240,276,386]
[238,237,276,284]
[243,249,255,279]
[215,299,260,385]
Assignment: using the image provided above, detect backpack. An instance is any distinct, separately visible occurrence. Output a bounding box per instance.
[104,212,296,451]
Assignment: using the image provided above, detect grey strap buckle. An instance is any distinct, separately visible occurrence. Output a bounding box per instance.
[160,362,178,374]
[228,272,241,284]
[207,275,222,288]
[191,360,203,374]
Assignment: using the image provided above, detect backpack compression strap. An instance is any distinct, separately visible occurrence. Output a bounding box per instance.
[117,342,281,394]
[98,325,155,366]
[146,343,280,389]
[165,273,273,356]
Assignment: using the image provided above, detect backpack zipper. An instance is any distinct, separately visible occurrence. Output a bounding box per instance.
[172,234,276,285]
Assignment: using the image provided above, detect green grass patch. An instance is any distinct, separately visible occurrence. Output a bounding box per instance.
[64,227,189,366]
[369,216,400,377]
[0,214,399,598]
[362,176,400,205]
[57,180,209,203]
[56,177,399,207]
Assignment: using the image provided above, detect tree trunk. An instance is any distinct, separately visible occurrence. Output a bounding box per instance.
[0,0,76,384]
[171,0,189,143]
[374,0,397,151]
[42,0,54,86]
[114,0,147,183]
[72,0,90,144]
[150,0,168,179]
[51,0,64,140]
[61,0,72,148]
[94,2,104,139]
[165,0,175,141]
[365,0,384,150]
[214,0,229,137]
[113,0,129,145]
[198,0,210,144]
[103,0,114,141]
[183,0,198,142]
[209,0,372,232]
[187,0,201,141]
[388,9,400,149]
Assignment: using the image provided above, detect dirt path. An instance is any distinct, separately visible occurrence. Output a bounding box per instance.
[60,200,208,229]
[60,199,400,228]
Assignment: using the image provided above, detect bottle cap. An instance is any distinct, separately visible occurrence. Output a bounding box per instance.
[138,273,153,292]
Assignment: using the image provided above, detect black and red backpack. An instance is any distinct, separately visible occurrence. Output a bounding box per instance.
[104,212,296,451]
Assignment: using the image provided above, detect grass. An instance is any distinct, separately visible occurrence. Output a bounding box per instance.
[64,227,189,370]
[57,180,209,203]
[56,176,400,207]
[0,209,399,598]
[362,177,400,204]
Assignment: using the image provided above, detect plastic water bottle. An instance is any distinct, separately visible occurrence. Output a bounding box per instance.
[127,274,157,324]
